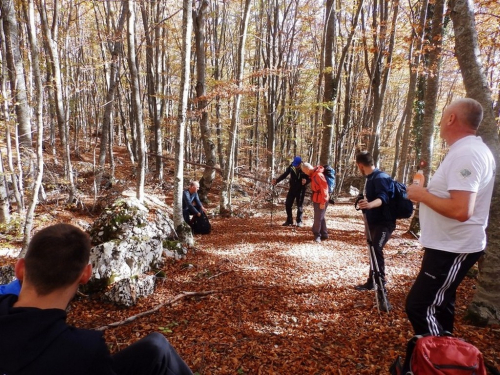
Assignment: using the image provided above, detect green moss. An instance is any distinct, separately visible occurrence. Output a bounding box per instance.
[163,240,180,250]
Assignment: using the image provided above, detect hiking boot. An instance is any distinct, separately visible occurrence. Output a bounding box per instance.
[282,221,293,226]
[314,237,321,243]
[355,281,374,291]
[321,235,329,240]
[377,292,392,312]
[296,222,303,227]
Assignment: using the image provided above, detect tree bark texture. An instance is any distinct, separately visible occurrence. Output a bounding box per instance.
[126,0,146,202]
[174,0,193,227]
[1,0,32,147]
[193,0,216,203]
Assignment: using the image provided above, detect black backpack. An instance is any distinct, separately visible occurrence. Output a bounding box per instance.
[390,180,414,219]
[189,212,212,234]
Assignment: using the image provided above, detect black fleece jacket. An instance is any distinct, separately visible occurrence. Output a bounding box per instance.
[275,164,309,192]
[0,294,114,375]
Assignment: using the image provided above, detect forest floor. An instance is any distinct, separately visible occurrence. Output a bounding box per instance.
[1,148,499,374]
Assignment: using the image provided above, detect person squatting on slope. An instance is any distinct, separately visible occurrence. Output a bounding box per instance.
[182,180,206,224]
[272,156,310,227]
[354,151,396,311]
[300,163,329,243]
[405,98,495,338]
[0,223,193,375]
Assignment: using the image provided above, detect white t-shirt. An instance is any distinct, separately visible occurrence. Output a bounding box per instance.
[420,135,496,253]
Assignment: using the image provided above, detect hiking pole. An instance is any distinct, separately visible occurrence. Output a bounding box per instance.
[355,193,390,313]
[271,182,275,227]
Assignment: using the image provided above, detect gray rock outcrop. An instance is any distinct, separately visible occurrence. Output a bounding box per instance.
[85,197,187,306]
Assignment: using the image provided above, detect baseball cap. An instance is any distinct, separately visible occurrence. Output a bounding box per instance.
[292,156,302,167]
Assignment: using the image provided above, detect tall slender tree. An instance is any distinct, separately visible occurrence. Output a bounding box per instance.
[193,0,216,202]
[1,0,32,147]
[38,0,75,202]
[174,0,194,228]
[20,0,45,254]
[219,0,251,215]
[126,0,146,202]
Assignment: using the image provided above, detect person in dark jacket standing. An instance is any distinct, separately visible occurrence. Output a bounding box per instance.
[0,223,193,375]
[272,156,309,226]
[354,151,395,311]
[182,180,206,224]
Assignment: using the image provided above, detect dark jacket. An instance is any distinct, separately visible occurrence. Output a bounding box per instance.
[365,169,395,225]
[275,164,309,191]
[182,189,203,217]
[0,294,115,375]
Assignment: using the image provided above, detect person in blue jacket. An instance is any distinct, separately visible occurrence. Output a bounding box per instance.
[182,180,206,224]
[0,279,21,295]
[354,151,395,312]
[0,223,193,375]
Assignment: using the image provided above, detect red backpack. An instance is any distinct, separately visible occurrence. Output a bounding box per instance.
[410,335,486,375]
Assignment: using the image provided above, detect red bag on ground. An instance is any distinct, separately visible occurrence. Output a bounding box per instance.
[410,335,486,375]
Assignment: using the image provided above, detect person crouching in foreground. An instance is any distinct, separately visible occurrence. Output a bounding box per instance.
[0,223,193,375]
[301,163,329,243]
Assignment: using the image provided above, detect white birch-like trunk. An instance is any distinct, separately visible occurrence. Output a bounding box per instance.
[173,0,193,228]
[126,0,146,202]
[219,0,251,215]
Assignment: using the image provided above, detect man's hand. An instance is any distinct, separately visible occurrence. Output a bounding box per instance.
[197,212,201,217]
[272,179,277,186]
[356,198,369,210]
[406,184,427,203]
[320,203,325,209]
[302,178,306,185]
[356,198,382,210]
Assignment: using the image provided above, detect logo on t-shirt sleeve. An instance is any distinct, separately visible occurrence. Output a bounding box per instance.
[460,169,472,178]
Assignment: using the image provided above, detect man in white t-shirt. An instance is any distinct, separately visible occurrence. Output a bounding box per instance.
[406,98,496,338]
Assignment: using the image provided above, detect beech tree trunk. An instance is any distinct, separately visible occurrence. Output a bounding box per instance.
[219,0,251,215]
[97,2,127,191]
[409,0,445,235]
[1,0,32,147]
[38,0,75,202]
[21,0,44,254]
[126,0,146,202]
[173,0,193,228]
[193,0,216,203]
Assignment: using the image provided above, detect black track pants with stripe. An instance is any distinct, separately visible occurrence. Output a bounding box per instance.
[405,248,483,336]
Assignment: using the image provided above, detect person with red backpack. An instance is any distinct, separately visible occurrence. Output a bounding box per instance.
[300,163,329,243]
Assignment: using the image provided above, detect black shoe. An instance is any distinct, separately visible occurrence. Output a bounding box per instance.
[378,296,392,312]
[282,221,293,226]
[355,281,374,291]
[320,236,329,240]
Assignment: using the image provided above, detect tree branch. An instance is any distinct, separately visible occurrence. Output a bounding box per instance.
[94,290,216,331]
